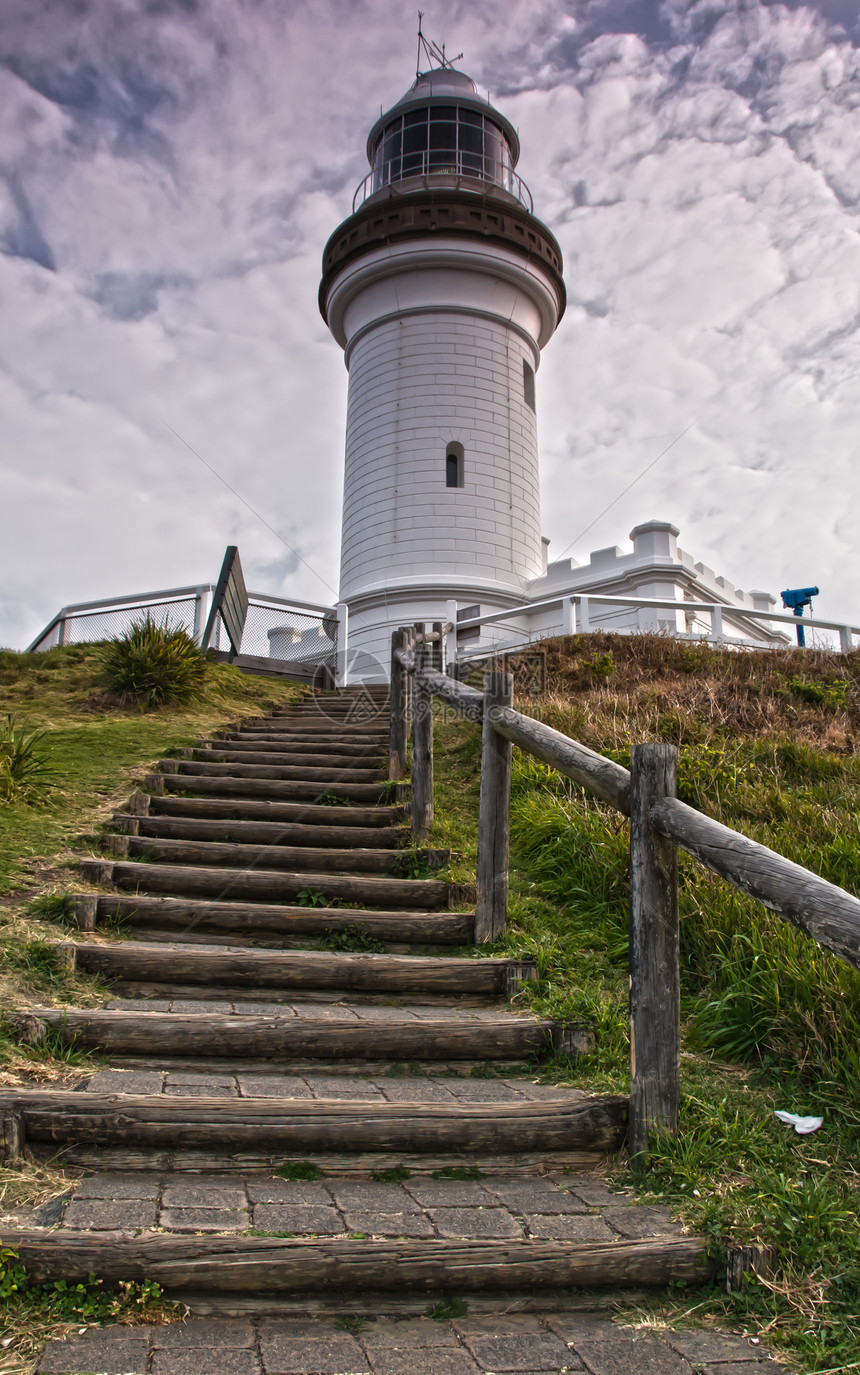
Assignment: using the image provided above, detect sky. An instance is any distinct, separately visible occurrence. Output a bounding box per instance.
[2,0,859,647]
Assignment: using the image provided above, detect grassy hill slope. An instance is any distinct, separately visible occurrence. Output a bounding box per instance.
[433,633,860,1372]
[0,644,304,1083]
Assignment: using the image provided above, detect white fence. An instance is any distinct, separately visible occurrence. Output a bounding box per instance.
[27,585,347,684]
[445,592,859,667]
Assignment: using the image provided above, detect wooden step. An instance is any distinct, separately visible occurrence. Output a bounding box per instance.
[64,943,533,996]
[0,1230,711,1295]
[1,1088,627,1154]
[231,722,388,736]
[194,750,384,769]
[80,859,462,910]
[101,834,447,877]
[210,739,389,758]
[164,761,387,784]
[82,895,474,945]
[150,797,404,827]
[113,814,406,849]
[146,774,390,803]
[10,1008,581,1062]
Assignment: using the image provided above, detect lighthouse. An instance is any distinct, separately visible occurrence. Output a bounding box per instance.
[319,54,566,680]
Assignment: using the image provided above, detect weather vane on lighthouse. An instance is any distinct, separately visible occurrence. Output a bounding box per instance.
[416,13,463,78]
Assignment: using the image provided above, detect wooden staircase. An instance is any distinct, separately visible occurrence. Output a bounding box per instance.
[1,685,710,1311]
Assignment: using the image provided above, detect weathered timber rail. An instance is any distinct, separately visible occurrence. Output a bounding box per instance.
[390,626,860,1159]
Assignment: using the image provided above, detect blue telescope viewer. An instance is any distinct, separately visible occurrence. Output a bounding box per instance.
[781,586,819,647]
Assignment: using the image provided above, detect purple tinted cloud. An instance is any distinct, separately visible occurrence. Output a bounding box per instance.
[0,0,858,647]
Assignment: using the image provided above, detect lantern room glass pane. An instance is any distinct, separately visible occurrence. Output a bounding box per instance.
[402,113,428,174]
[368,104,518,197]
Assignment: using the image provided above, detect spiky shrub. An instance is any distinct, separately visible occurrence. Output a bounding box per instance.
[0,715,55,805]
[100,615,208,707]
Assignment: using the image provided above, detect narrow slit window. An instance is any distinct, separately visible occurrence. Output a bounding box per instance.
[523,360,536,411]
[446,443,464,488]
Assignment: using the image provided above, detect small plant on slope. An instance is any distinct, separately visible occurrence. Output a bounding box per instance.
[100,614,208,707]
[0,715,55,805]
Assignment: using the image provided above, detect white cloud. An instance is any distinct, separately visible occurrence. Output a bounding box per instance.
[1,0,859,646]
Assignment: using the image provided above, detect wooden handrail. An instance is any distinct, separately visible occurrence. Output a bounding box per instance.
[390,626,860,1155]
[651,797,860,972]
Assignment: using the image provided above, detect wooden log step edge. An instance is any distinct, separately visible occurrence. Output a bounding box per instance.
[60,943,539,995]
[74,895,476,944]
[78,859,468,912]
[0,1231,712,1292]
[0,1090,628,1154]
[7,1010,596,1061]
[100,835,450,877]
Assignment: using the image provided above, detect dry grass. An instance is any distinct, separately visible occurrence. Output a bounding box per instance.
[506,632,859,750]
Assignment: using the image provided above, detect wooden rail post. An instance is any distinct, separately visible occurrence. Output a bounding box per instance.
[431,620,444,672]
[389,629,408,780]
[629,742,680,1159]
[411,641,434,841]
[475,670,513,943]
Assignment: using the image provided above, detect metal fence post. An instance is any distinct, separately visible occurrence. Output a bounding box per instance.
[335,602,349,688]
[840,626,853,654]
[475,669,513,944]
[192,586,210,646]
[445,600,458,674]
[628,742,680,1160]
[411,640,433,842]
[389,628,408,780]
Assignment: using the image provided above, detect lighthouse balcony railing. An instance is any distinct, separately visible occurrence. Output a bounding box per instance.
[353,154,533,213]
[446,593,859,663]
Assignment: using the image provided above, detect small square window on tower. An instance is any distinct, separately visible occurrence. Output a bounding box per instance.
[523,360,536,411]
[446,442,464,488]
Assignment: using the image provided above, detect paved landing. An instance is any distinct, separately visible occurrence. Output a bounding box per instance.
[37,1313,777,1374]
[82,1070,589,1100]
[20,1172,681,1242]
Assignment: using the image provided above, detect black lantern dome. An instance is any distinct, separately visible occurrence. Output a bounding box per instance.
[355,67,530,211]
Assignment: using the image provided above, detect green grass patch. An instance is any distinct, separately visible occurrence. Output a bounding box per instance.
[431,635,860,1369]
[275,1161,323,1181]
[1,1245,180,1368]
[99,615,208,707]
[317,924,389,954]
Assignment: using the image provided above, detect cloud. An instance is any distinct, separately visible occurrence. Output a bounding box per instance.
[0,0,859,648]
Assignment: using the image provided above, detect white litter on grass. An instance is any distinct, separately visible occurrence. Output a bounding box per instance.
[775,1111,823,1134]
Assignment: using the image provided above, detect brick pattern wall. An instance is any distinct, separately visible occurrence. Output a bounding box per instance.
[340,311,543,600]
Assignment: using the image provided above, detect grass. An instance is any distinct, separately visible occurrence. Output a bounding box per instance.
[0,644,305,901]
[0,643,306,1368]
[99,614,208,707]
[0,1247,180,1374]
[0,716,55,806]
[0,643,304,1079]
[433,633,860,1371]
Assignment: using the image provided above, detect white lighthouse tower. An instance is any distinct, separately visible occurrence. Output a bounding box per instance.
[320,49,566,680]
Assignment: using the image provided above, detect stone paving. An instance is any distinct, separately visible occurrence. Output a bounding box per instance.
[36,1313,778,1374]
[82,1070,590,1101]
[21,1171,683,1242]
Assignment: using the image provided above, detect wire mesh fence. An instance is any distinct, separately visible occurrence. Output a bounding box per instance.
[28,587,338,673]
[212,600,337,668]
[29,597,202,652]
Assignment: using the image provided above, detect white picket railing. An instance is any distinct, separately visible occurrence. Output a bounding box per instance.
[445,592,858,666]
